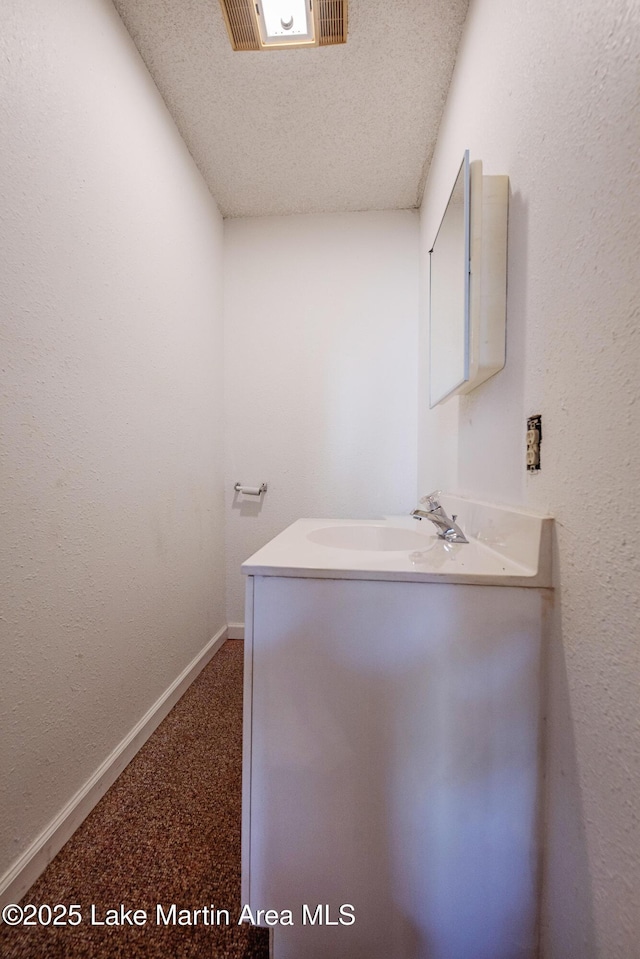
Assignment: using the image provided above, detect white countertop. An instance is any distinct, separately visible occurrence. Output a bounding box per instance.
[242,498,553,588]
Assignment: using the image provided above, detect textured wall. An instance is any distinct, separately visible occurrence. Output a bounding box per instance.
[0,0,225,885]
[418,0,640,955]
[224,212,419,622]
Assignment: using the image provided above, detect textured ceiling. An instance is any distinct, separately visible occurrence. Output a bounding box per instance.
[112,0,470,217]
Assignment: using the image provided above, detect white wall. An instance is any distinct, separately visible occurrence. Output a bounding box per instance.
[418,1,640,955]
[224,212,419,623]
[0,0,225,892]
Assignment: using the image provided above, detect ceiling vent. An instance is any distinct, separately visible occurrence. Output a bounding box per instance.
[317,0,347,45]
[219,0,347,51]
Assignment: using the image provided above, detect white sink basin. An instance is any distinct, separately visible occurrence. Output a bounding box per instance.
[242,498,553,587]
[307,524,430,551]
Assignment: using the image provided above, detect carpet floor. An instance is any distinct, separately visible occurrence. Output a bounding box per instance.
[0,640,269,959]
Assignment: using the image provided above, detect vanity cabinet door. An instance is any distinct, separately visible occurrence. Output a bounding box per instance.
[243,575,544,959]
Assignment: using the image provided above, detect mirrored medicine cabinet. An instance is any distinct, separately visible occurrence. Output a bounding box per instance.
[429,150,509,407]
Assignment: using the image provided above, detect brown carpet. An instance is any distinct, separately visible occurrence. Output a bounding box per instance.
[0,640,269,958]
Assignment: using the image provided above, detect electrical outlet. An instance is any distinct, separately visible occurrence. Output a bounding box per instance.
[526,415,542,471]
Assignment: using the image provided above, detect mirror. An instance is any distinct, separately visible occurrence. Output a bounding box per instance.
[428,151,509,407]
[429,151,470,406]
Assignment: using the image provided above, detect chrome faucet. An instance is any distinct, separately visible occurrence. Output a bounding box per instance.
[411,491,469,544]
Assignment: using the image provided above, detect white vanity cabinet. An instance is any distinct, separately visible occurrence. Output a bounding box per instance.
[241,504,552,959]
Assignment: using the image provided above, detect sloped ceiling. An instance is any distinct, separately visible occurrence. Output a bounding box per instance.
[112,0,470,217]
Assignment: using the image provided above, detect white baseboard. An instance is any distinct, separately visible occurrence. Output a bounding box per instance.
[227,622,245,639]
[0,624,229,908]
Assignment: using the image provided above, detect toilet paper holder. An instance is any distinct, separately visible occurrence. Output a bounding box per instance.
[234,482,268,496]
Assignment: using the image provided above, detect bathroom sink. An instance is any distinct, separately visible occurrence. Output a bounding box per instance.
[243,498,553,587]
[307,524,430,551]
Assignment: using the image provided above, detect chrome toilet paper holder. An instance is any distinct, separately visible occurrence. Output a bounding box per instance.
[234,482,268,496]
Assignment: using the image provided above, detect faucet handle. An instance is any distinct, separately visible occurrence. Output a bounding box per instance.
[419,490,442,510]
